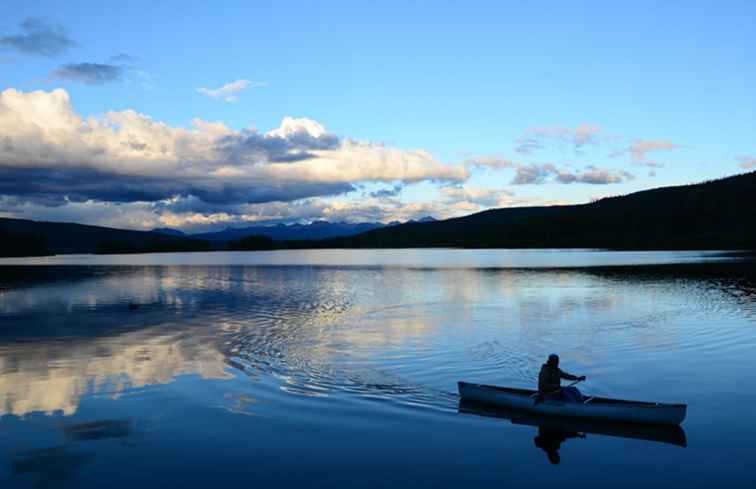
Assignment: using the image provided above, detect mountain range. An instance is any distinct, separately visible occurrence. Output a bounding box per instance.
[1,171,755,257]
[190,221,386,241]
[153,217,438,242]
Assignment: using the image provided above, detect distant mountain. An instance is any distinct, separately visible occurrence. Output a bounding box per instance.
[0,218,210,257]
[192,220,387,242]
[386,216,436,227]
[314,172,756,250]
[4,172,756,257]
[151,228,186,237]
[413,216,437,223]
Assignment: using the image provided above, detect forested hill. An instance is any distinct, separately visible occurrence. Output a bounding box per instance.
[2,171,755,257]
[0,218,211,257]
[316,171,756,250]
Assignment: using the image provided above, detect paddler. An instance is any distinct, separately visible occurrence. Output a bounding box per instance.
[538,354,586,402]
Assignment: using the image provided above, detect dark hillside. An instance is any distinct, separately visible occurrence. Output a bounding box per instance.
[0,218,211,257]
[318,171,756,250]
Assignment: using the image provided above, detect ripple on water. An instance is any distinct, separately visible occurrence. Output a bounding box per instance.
[3,262,756,422]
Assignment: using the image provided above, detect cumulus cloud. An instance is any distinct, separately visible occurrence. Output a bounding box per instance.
[737,155,756,169]
[219,117,340,163]
[515,124,601,154]
[0,88,467,214]
[51,62,125,84]
[196,79,264,102]
[512,163,632,185]
[0,18,74,57]
[628,139,678,167]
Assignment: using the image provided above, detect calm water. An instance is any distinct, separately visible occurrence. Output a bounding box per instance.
[1,250,755,488]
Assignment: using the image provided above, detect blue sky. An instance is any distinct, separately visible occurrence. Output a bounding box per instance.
[1,1,754,231]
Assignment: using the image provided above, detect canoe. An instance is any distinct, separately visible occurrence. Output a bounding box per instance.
[458,382,686,425]
[458,399,687,447]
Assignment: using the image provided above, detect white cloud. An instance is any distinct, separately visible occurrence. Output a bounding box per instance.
[267,116,327,138]
[196,79,264,102]
[0,88,467,210]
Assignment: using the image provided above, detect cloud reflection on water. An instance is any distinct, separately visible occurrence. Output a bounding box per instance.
[1,260,755,419]
[0,326,230,416]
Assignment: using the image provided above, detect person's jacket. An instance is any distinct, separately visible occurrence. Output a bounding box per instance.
[538,363,578,394]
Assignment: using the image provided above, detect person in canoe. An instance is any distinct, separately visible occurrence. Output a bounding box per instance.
[538,354,586,402]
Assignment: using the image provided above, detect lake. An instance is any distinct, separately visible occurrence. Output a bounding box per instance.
[1,249,755,488]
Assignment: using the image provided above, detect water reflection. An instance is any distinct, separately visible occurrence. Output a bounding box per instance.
[2,260,756,419]
[534,426,585,465]
[0,326,229,416]
[62,419,132,442]
[1,254,755,487]
[459,400,687,465]
[11,446,93,489]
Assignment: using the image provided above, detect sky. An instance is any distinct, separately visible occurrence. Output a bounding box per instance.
[1,1,754,232]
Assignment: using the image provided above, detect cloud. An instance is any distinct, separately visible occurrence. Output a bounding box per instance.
[0,182,528,233]
[515,124,601,154]
[219,117,340,163]
[0,195,440,232]
[464,156,518,170]
[514,136,544,155]
[368,184,403,198]
[737,155,756,169]
[628,139,678,167]
[512,163,554,184]
[441,186,513,208]
[109,53,136,63]
[51,62,125,85]
[512,163,633,185]
[196,79,265,102]
[572,124,602,147]
[133,70,156,90]
[0,88,467,214]
[0,18,74,57]
[577,166,635,184]
[48,54,147,88]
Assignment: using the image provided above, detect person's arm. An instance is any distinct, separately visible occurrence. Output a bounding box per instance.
[558,369,585,381]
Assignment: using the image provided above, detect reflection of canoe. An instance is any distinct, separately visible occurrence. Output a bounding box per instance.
[459,399,687,447]
[458,382,687,425]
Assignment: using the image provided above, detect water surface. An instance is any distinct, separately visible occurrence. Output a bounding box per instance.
[1,250,755,488]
